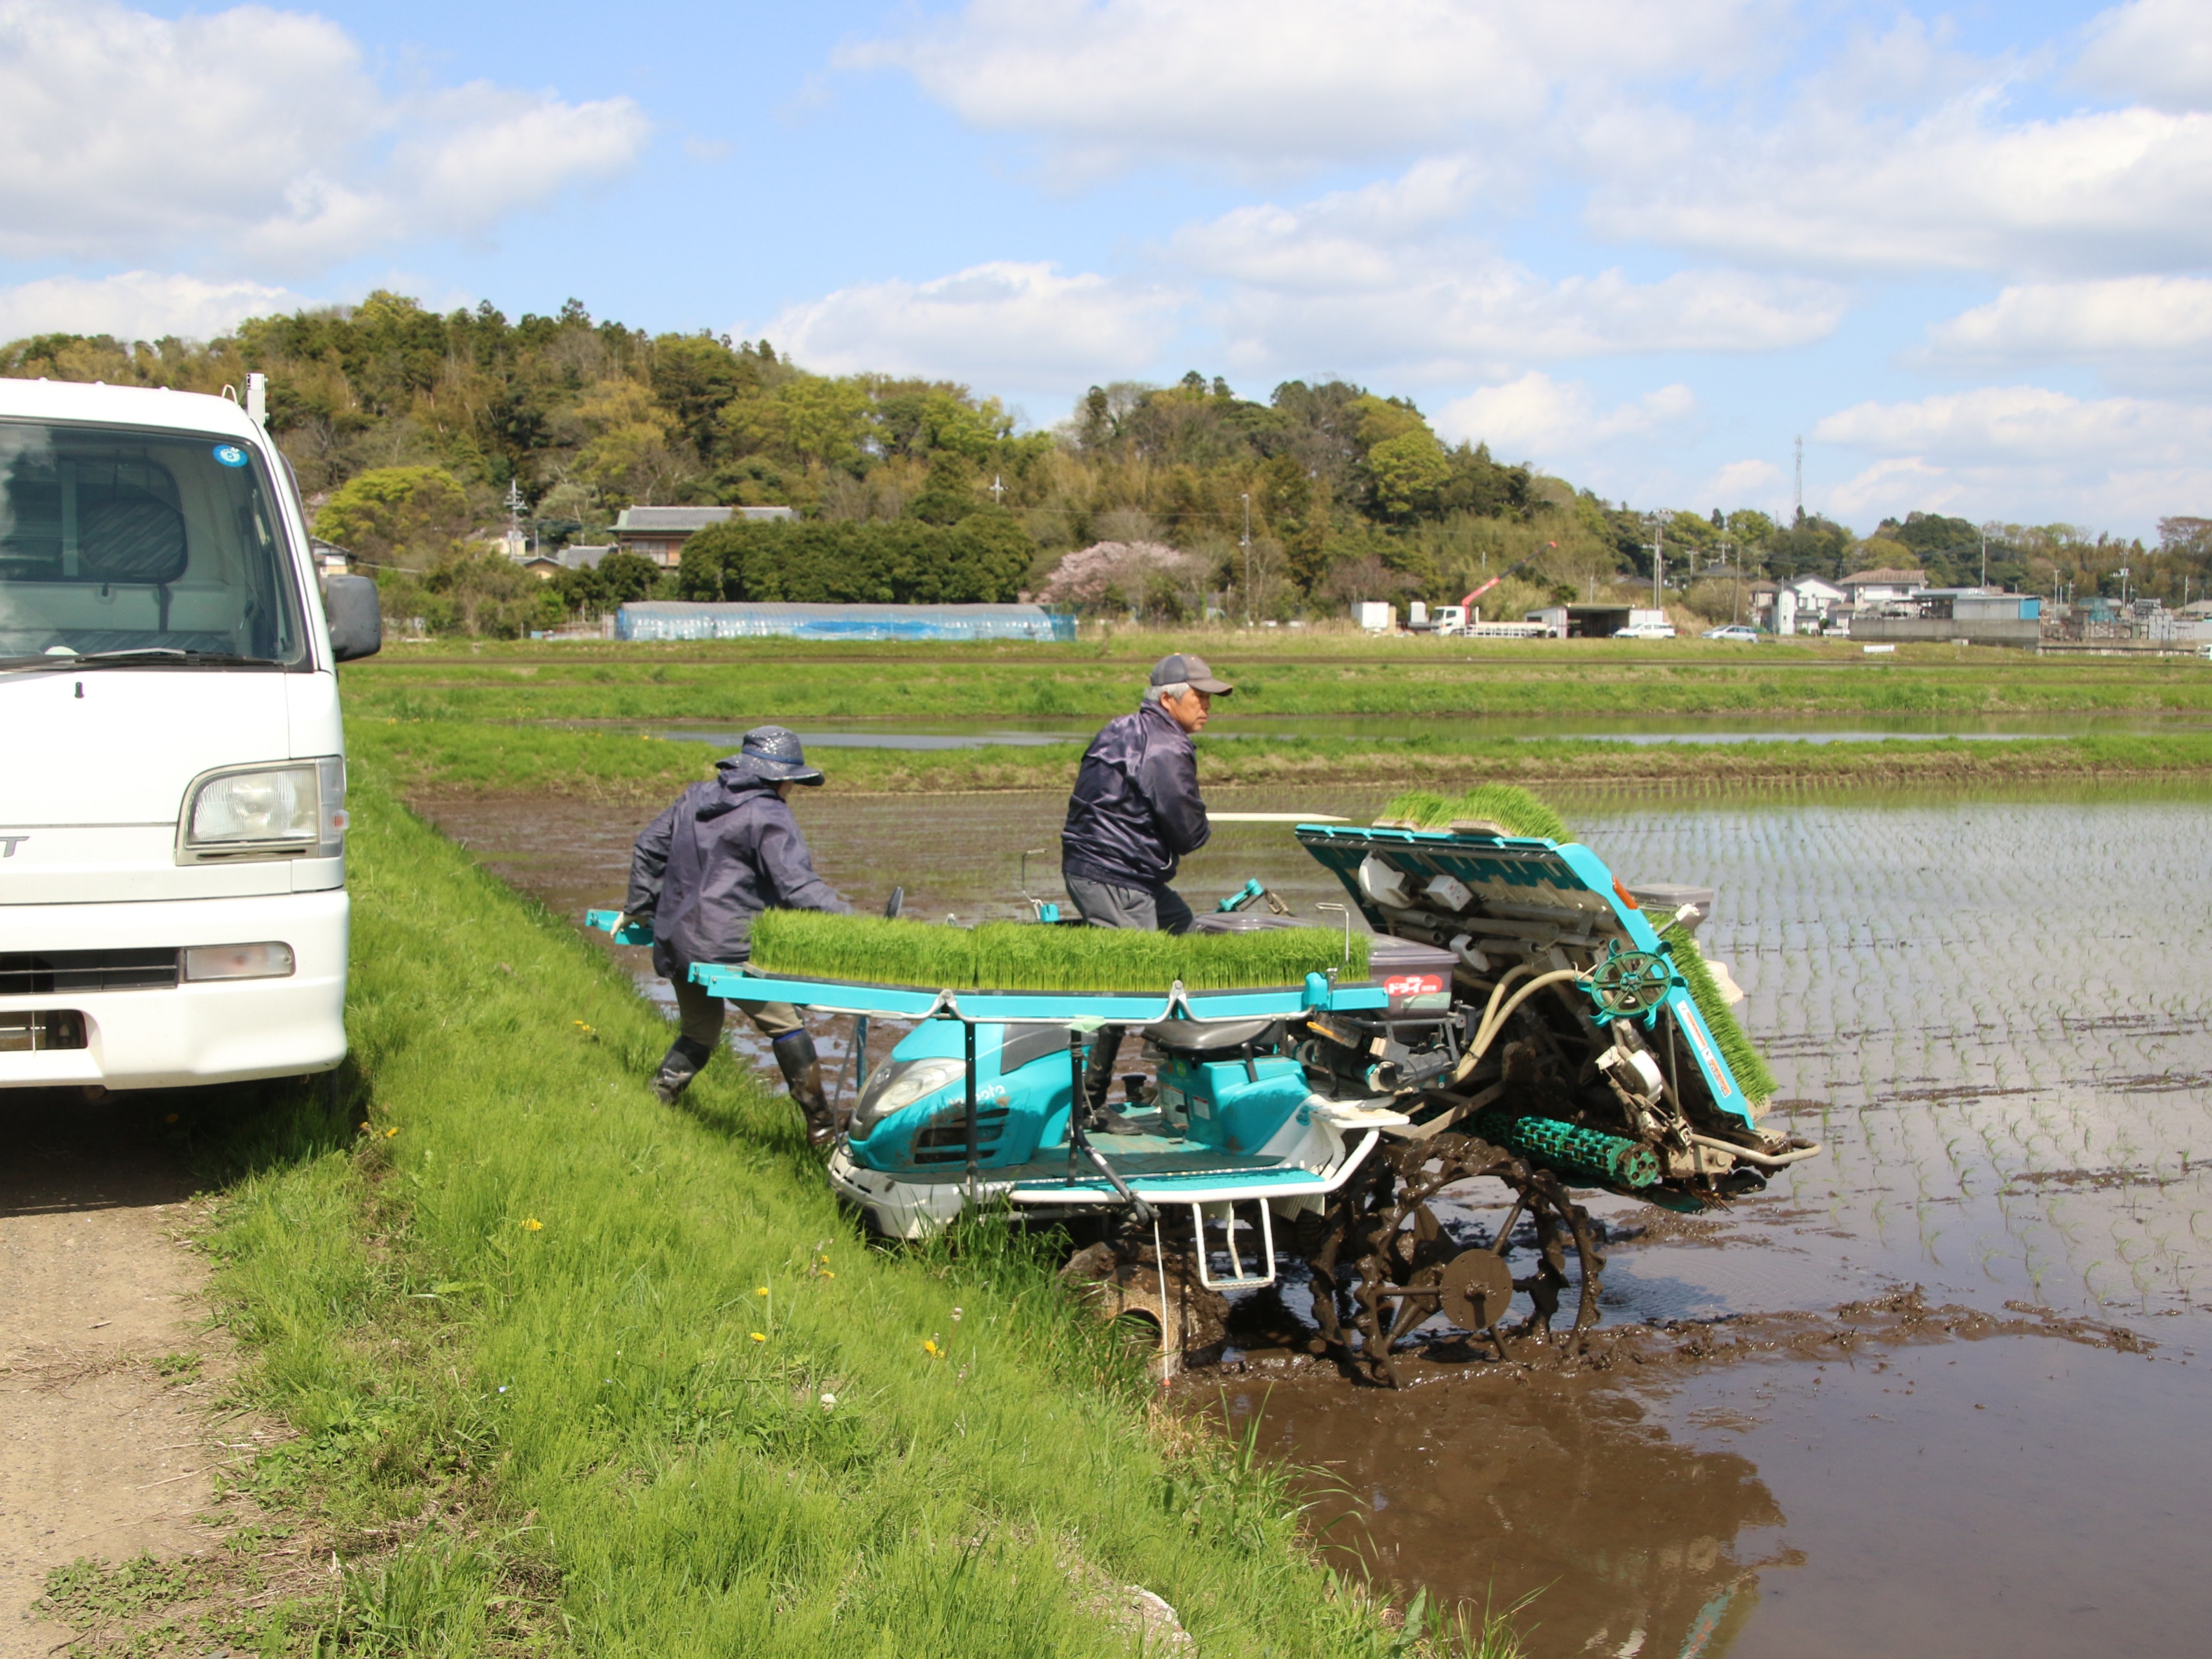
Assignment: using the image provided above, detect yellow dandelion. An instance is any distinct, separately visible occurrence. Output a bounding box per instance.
[750,1332,766,1343]
[756,1287,769,1297]
[522,1217,544,1232]
[922,1339,940,1358]
[384,1126,399,1138]
[573,1021,594,1033]
[821,1270,834,1280]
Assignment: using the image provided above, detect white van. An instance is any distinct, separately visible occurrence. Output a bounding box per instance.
[1,375,380,1090]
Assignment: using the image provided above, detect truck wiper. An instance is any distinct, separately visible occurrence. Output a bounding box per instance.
[10,647,286,671]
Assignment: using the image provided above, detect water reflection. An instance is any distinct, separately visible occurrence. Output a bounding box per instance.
[1240,1374,1786,1659]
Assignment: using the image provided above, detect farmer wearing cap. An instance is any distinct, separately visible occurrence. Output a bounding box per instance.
[1059,653,1234,1120]
[621,725,853,1144]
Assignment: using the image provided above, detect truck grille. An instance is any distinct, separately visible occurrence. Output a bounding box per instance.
[0,949,180,995]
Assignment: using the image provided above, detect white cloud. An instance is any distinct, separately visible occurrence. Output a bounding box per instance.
[1592,94,2212,275]
[1434,371,1695,464]
[1812,385,2212,526]
[1170,164,1844,379]
[0,271,312,342]
[1824,456,1960,521]
[0,1,649,271]
[759,262,1184,388]
[1570,11,2212,278]
[1699,457,1786,507]
[843,0,1778,176]
[1924,276,2212,375]
[2078,0,2212,112]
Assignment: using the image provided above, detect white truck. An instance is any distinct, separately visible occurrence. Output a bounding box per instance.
[1,375,380,1092]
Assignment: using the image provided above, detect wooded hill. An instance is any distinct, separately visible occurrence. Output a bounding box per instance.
[5,292,2199,635]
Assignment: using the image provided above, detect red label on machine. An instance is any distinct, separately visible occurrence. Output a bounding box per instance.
[1385,973,1446,999]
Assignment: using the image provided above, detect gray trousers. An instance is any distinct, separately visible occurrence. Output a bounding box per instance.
[674,975,804,1047]
[1064,873,1194,935]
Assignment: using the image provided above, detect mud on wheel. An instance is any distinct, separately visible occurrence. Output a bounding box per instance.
[1305,1132,1606,1388]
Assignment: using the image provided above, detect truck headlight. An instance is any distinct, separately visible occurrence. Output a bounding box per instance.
[850,1058,963,1139]
[178,757,346,863]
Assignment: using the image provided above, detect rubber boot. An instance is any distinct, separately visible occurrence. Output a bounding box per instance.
[1081,1027,1140,1134]
[652,1035,715,1105]
[773,1029,839,1149]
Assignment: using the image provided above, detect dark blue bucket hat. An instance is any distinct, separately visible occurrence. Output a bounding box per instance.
[729,724,825,786]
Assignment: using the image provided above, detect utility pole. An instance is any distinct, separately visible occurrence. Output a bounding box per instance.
[988,474,1006,505]
[1239,492,1252,626]
[1646,515,1665,611]
[505,478,525,562]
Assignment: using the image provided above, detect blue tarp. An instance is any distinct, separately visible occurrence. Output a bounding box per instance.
[615,601,1075,643]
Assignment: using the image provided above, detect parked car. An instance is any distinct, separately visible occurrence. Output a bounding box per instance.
[1615,621,1677,639]
[1702,624,1761,642]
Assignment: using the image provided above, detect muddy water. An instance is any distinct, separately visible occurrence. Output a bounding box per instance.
[419,782,2212,1658]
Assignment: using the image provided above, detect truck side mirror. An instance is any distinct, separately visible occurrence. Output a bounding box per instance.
[324,574,382,662]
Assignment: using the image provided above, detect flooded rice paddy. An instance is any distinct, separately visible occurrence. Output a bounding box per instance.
[423,781,2212,1658]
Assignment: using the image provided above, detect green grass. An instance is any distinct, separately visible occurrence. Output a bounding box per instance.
[348,717,2212,806]
[752,908,1369,991]
[187,771,1473,1657]
[341,632,2212,722]
[1658,921,1779,1105]
[1378,785,1570,841]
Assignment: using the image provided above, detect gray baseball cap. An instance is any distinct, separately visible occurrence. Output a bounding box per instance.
[1149,653,1234,695]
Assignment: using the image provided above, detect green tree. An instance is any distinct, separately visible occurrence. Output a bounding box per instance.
[649,332,745,457]
[1365,429,1452,519]
[313,466,471,568]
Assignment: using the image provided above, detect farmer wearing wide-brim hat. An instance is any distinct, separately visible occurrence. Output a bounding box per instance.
[622,725,853,1144]
[1058,653,1234,1122]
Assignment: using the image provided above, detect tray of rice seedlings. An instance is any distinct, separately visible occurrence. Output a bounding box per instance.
[749,909,1371,993]
[1375,782,1571,841]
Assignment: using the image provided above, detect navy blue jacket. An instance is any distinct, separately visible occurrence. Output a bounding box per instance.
[624,760,851,981]
[1060,700,1211,889]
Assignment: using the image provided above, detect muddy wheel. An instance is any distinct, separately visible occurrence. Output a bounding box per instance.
[1312,1133,1605,1387]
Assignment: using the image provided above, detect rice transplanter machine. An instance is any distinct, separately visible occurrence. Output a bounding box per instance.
[590,815,1817,1385]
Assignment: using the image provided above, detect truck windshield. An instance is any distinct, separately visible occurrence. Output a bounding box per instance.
[0,421,309,668]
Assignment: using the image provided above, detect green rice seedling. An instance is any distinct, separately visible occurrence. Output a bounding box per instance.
[751,910,1370,992]
[1379,783,1569,842]
[1657,921,1778,1104]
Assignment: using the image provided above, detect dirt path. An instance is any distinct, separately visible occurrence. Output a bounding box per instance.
[0,1090,236,1657]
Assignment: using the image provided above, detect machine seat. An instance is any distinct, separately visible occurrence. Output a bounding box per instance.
[1141,1016,1281,1054]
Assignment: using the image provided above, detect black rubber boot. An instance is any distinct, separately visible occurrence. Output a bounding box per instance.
[773,1029,838,1149]
[1081,1027,1140,1132]
[652,1035,715,1105]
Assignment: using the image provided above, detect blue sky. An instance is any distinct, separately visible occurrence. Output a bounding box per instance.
[3,0,2208,536]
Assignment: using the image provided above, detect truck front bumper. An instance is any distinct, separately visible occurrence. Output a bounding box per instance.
[1,890,349,1089]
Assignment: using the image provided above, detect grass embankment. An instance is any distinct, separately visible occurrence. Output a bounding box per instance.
[350,715,2212,805]
[343,634,2212,722]
[753,908,1369,991]
[185,774,1495,1656]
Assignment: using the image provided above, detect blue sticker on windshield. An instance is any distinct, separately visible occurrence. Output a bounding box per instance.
[212,443,248,468]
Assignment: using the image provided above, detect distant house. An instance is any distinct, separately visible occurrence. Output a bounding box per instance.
[560,543,615,571]
[518,552,566,581]
[613,505,798,567]
[1838,567,1929,606]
